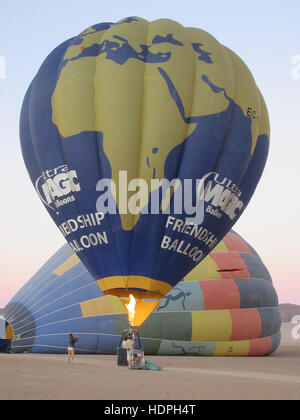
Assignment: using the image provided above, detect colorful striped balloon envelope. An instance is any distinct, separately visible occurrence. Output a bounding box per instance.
[3,231,280,356]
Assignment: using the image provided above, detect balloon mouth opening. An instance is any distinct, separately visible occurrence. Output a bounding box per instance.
[103,288,163,300]
[97,276,172,326]
[97,275,172,299]
[103,289,163,327]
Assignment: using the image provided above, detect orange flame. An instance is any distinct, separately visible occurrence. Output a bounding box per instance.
[125,294,136,326]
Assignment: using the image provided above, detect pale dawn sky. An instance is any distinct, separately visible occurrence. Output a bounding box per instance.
[0,0,299,307]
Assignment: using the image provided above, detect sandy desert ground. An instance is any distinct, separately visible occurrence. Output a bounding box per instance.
[1,323,300,401]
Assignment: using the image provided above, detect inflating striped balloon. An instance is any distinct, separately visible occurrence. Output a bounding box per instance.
[3,231,280,356]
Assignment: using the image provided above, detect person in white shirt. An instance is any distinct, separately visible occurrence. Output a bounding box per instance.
[122,335,134,364]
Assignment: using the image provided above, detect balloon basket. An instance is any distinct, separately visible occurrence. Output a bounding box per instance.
[128,348,145,370]
[117,328,145,369]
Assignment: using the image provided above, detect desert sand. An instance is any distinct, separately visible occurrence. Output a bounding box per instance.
[1,323,300,400]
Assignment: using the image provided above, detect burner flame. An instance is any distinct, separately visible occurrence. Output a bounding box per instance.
[125,294,136,326]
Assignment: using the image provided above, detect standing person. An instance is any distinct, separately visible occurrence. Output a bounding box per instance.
[122,334,134,365]
[67,333,78,364]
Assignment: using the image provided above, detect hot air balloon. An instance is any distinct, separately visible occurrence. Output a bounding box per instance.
[2,231,280,356]
[20,17,270,327]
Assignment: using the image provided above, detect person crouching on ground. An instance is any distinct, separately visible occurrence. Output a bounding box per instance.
[67,333,78,364]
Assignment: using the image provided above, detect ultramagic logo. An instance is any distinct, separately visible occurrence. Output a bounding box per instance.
[35,165,81,212]
[201,171,244,220]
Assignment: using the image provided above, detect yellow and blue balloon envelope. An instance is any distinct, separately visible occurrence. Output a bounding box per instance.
[20,17,270,326]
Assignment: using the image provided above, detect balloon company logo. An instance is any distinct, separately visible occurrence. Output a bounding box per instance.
[201,171,244,221]
[35,165,81,213]
[291,55,300,80]
[95,171,244,223]
[0,56,6,80]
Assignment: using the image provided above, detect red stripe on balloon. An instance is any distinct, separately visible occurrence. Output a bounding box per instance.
[248,336,272,356]
[230,308,262,341]
[222,232,252,254]
[200,279,241,310]
[210,252,250,279]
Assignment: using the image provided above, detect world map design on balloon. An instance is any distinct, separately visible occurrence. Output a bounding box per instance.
[20,17,270,326]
